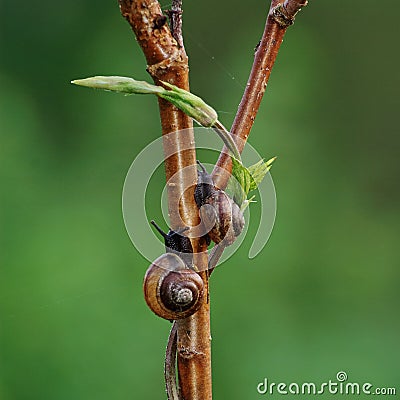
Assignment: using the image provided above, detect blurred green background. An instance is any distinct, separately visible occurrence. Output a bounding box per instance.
[1,0,399,399]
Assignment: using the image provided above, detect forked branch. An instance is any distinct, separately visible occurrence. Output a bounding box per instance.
[119,0,308,399]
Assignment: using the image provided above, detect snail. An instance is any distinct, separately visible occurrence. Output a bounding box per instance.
[143,252,204,320]
[145,220,204,320]
[194,161,245,246]
[150,220,193,267]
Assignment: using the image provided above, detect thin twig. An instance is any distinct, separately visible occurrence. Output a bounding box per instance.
[212,120,242,162]
[212,0,308,189]
[165,322,180,400]
[208,0,308,271]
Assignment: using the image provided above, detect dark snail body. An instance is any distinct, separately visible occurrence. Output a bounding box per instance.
[194,161,215,208]
[151,220,193,266]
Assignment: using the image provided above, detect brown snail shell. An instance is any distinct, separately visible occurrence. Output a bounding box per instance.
[200,190,245,245]
[143,253,204,320]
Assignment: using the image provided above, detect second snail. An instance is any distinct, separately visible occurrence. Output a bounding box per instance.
[194,161,245,246]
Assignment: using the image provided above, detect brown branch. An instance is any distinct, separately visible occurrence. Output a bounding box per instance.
[118,1,212,399]
[208,0,307,271]
[212,0,308,188]
[119,0,194,224]
[176,270,211,399]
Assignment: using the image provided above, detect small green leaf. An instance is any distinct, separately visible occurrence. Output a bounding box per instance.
[247,156,277,191]
[229,156,277,207]
[230,158,252,205]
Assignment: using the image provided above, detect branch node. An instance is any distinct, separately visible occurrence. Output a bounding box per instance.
[178,346,205,359]
[146,55,188,79]
[270,1,307,28]
[270,4,294,27]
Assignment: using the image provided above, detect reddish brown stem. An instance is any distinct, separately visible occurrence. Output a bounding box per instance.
[212,0,308,188]
[176,266,211,399]
[119,0,195,227]
[118,1,211,399]
[208,0,307,272]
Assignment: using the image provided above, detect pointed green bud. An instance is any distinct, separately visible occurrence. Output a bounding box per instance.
[71,76,164,95]
[71,75,242,161]
[71,75,218,127]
